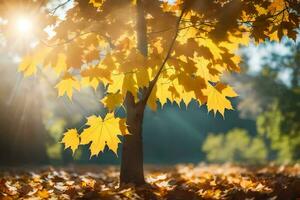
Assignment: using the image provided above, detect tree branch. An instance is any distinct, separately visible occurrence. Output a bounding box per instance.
[51,0,72,15]
[41,31,115,49]
[141,8,186,105]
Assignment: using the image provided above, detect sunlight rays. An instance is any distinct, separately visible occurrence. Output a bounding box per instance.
[15,17,33,34]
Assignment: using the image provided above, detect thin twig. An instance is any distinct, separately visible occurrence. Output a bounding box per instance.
[51,0,72,15]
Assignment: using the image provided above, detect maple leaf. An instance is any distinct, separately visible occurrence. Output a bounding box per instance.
[81,77,99,90]
[122,73,138,100]
[18,55,37,77]
[37,189,49,199]
[55,73,80,99]
[147,85,158,110]
[80,113,123,157]
[136,68,150,88]
[101,93,123,112]
[154,81,172,106]
[61,129,80,155]
[53,53,67,75]
[268,0,285,13]
[89,0,104,8]
[203,83,238,117]
[119,118,129,135]
[107,74,124,94]
[18,46,51,77]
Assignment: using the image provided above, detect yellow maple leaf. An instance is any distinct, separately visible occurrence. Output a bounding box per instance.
[101,93,123,112]
[153,40,164,54]
[53,53,67,75]
[55,73,80,99]
[119,118,129,135]
[81,77,99,90]
[80,113,123,157]
[108,73,124,93]
[147,85,158,111]
[89,0,104,8]
[61,129,80,155]
[203,83,238,117]
[18,55,37,77]
[269,30,279,42]
[197,36,222,60]
[155,80,172,106]
[38,189,49,199]
[268,0,285,13]
[19,46,50,77]
[136,68,150,88]
[80,65,110,90]
[122,73,138,100]
[153,68,178,106]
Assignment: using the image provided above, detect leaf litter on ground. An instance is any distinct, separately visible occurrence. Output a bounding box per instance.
[1,163,300,200]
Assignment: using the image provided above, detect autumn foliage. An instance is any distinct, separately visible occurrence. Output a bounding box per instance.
[10,0,298,158]
[0,0,299,186]
[1,164,300,199]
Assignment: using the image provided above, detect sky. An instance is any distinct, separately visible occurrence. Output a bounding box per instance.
[243,38,297,85]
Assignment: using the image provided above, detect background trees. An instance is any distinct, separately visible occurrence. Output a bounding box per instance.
[203,38,300,164]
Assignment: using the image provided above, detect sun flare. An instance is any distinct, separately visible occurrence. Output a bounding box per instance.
[15,17,33,34]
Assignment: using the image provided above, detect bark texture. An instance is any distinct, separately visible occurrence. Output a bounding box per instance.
[120,93,146,186]
[136,0,148,56]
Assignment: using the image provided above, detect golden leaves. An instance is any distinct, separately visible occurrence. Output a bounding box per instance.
[2,164,298,199]
[136,68,150,88]
[55,73,80,99]
[268,0,285,13]
[101,93,123,112]
[18,47,50,77]
[37,189,50,199]
[119,118,129,135]
[15,0,300,160]
[195,58,220,83]
[152,77,197,108]
[80,114,122,157]
[107,74,124,93]
[61,129,79,155]
[202,83,238,117]
[122,73,138,100]
[89,0,105,8]
[61,113,126,157]
[18,55,38,77]
[53,53,67,75]
[80,64,111,90]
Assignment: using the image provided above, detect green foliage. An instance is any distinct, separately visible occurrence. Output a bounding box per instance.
[251,40,300,163]
[202,128,267,164]
[257,102,300,163]
[229,39,300,164]
[45,116,66,160]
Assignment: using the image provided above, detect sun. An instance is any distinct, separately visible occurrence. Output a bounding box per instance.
[15,17,33,34]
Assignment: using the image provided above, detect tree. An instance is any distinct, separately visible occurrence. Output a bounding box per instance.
[1,0,300,185]
[230,39,300,162]
[203,128,267,164]
[255,41,300,162]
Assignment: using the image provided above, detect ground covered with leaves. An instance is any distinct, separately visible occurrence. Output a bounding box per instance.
[1,164,300,200]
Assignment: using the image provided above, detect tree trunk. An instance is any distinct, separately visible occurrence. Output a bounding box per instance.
[119,0,148,186]
[136,0,148,57]
[120,93,146,186]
